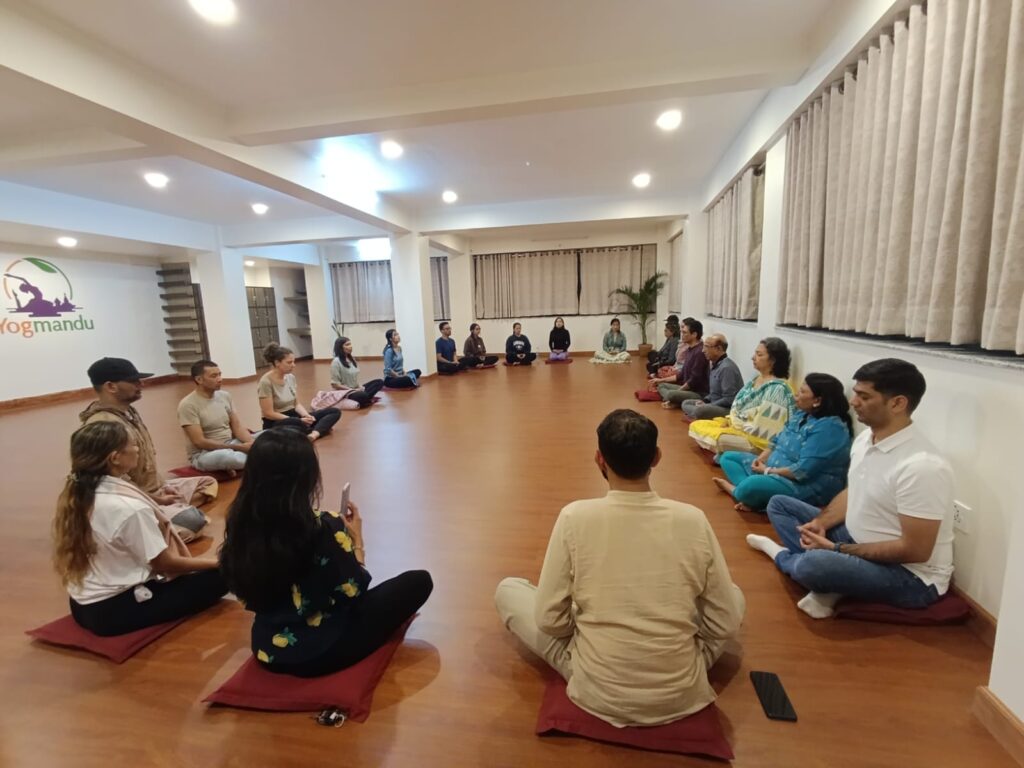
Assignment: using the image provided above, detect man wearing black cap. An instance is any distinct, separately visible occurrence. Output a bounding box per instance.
[80,357,216,510]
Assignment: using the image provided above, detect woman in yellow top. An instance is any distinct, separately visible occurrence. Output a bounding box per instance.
[689,337,796,455]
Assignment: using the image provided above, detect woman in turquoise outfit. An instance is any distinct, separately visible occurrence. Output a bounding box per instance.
[713,373,853,512]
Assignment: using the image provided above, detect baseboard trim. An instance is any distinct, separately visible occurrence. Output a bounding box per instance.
[221,374,260,385]
[953,585,997,649]
[0,374,183,413]
[973,686,1024,766]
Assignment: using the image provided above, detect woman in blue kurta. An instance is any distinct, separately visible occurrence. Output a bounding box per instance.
[713,373,853,513]
[219,428,432,677]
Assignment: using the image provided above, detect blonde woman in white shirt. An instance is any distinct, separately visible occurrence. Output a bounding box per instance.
[54,421,226,636]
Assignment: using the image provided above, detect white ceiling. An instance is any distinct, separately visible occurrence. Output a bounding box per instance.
[0,0,848,246]
[2,155,338,225]
[460,217,680,244]
[0,220,189,260]
[27,0,838,111]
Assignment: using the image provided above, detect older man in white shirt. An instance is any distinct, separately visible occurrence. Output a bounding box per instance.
[495,409,744,727]
[748,358,954,618]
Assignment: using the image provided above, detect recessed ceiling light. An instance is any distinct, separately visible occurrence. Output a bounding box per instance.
[57,236,77,248]
[632,172,651,189]
[251,203,269,215]
[380,140,404,159]
[143,172,169,189]
[442,190,458,204]
[244,260,256,267]
[188,0,237,25]
[525,161,531,167]
[656,109,683,131]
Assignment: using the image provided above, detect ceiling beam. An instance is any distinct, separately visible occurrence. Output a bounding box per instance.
[0,129,152,172]
[219,216,389,248]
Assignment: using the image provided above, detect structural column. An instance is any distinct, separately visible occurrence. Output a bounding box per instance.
[389,232,435,375]
[305,256,335,360]
[192,248,255,380]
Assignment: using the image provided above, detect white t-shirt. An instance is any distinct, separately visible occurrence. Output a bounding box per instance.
[845,425,954,593]
[67,477,168,605]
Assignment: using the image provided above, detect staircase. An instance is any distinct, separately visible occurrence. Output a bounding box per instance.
[157,263,210,376]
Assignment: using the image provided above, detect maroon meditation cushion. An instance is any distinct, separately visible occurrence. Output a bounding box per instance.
[26,614,188,664]
[834,592,971,625]
[536,676,734,760]
[634,389,663,402]
[203,620,412,720]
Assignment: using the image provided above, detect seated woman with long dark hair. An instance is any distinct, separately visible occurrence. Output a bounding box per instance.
[461,323,499,367]
[714,373,854,512]
[219,429,432,676]
[329,336,385,407]
[383,329,422,388]
[55,421,226,636]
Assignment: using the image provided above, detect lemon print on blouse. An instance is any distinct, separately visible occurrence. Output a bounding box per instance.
[257,649,274,663]
[272,628,297,647]
[306,611,329,628]
[334,530,354,552]
[336,578,361,598]
[291,584,310,615]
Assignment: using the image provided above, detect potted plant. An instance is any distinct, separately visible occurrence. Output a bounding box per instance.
[609,271,667,356]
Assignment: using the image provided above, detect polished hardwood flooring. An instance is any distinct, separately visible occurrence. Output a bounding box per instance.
[0,359,1011,767]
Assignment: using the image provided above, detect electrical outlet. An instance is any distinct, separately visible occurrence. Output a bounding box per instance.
[952,500,971,534]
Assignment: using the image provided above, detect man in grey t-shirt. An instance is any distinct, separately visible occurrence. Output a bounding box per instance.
[177,359,255,471]
[681,334,744,420]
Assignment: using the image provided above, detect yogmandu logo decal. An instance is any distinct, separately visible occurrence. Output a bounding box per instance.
[1,257,95,338]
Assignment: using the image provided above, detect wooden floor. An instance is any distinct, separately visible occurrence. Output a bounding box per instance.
[0,359,1011,767]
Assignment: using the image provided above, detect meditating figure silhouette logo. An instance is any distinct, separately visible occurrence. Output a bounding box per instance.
[3,258,79,317]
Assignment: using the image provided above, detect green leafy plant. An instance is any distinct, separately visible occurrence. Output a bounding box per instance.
[331,320,344,338]
[608,271,667,346]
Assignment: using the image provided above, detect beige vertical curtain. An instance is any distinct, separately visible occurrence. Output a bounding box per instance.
[578,244,656,314]
[473,251,578,318]
[330,260,395,323]
[779,0,1023,353]
[706,166,764,320]
[430,256,450,320]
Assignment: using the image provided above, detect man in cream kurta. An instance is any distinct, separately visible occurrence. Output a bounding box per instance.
[495,409,744,728]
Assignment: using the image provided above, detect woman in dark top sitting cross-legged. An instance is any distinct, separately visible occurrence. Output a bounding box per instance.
[461,323,499,367]
[219,429,433,677]
[505,322,537,365]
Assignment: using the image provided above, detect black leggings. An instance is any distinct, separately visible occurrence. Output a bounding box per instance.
[437,360,468,374]
[70,570,227,636]
[461,356,498,367]
[263,407,341,434]
[272,570,433,678]
[505,353,537,365]
[384,369,422,389]
[345,380,384,408]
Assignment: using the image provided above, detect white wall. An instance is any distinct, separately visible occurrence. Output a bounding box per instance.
[990,516,1024,718]
[0,248,173,400]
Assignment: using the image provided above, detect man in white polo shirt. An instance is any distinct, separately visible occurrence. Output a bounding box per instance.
[747,358,953,619]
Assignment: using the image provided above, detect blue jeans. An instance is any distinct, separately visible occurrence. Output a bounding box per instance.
[765,496,939,608]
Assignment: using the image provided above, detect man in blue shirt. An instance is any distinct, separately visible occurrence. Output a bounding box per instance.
[436,322,467,374]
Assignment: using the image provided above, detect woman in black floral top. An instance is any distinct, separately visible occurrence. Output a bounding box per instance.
[219,429,433,677]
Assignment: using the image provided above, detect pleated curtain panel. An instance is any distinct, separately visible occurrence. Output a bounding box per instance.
[578,245,656,314]
[473,251,578,318]
[705,166,765,321]
[430,256,451,320]
[779,0,1024,354]
[330,260,396,323]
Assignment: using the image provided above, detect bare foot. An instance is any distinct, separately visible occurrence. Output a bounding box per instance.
[660,401,679,409]
[307,430,321,443]
[712,477,735,497]
[734,502,754,513]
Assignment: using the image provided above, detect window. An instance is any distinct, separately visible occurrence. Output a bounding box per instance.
[330,260,395,323]
[430,256,451,321]
[705,166,764,321]
[473,244,657,319]
[778,0,1024,356]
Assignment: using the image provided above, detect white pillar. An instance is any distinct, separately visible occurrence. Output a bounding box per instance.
[389,232,435,375]
[305,256,335,360]
[758,135,787,337]
[193,248,255,379]
[446,242,474,342]
[683,212,708,318]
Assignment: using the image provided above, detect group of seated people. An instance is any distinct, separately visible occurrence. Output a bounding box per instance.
[54,332,954,732]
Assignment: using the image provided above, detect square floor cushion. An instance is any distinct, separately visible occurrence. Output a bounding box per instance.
[634,389,662,402]
[834,592,971,625]
[536,676,734,761]
[203,620,412,720]
[544,358,574,364]
[26,614,188,663]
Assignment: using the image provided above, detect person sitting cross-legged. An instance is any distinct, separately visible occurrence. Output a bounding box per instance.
[259,342,341,442]
[495,409,744,727]
[646,321,680,375]
[435,321,468,374]
[590,317,631,364]
[714,373,853,513]
[505,322,537,365]
[747,359,954,619]
[548,317,571,361]
[461,323,499,368]
[383,328,423,388]
[680,334,744,420]
[329,336,384,408]
[178,359,256,472]
[653,317,710,408]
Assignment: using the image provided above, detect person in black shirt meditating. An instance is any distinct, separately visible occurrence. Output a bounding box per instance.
[548,317,571,361]
[435,321,468,374]
[505,322,537,365]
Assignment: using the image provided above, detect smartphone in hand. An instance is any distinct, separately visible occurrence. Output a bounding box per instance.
[341,482,351,518]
